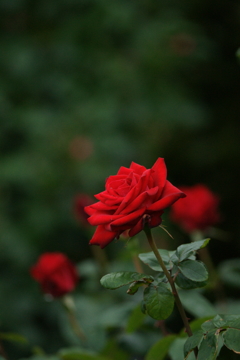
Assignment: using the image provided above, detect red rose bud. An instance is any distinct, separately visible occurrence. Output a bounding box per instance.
[170,184,220,233]
[85,158,186,248]
[74,194,94,226]
[30,253,79,298]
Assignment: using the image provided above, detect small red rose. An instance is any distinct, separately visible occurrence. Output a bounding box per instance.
[30,253,78,297]
[170,184,220,232]
[73,194,94,226]
[85,158,185,248]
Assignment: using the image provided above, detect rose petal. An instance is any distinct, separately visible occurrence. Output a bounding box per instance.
[119,187,158,215]
[151,158,167,197]
[148,211,163,227]
[88,212,121,226]
[95,191,123,206]
[119,192,148,214]
[114,170,152,215]
[161,180,186,199]
[114,184,141,215]
[106,174,127,184]
[128,218,144,237]
[117,166,132,176]
[110,207,146,230]
[130,161,147,175]
[89,201,117,212]
[115,184,132,197]
[89,225,118,248]
[138,169,153,193]
[147,181,186,212]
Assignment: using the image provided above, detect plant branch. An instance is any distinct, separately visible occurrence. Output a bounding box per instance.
[132,254,144,273]
[144,227,198,358]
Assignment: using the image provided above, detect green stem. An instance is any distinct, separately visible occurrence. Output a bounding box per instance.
[62,295,87,342]
[133,254,144,273]
[144,227,198,358]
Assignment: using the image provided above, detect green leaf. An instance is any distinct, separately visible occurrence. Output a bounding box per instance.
[179,290,216,318]
[155,272,167,284]
[139,249,173,272]
[201,314,240,332]
[212,315,228,328]
[227,317,240,329]
[175,272,207,290]
[220,314,240,326]
[0,332,28,344]
[176,239,210,262]
[146,335,177,360]
[171,253,196,264]
[197,330,220,360]
[126,281,146,295]
[59,348,110,360]
[125,304,146,333]
[184,330,203,359]
[178,260,208,282]
[170,252,180,265]
[100,272,154,289]
[144,283,174,320]
[179,317,214,337]
[201,319,217,332]
[223,328,240,353]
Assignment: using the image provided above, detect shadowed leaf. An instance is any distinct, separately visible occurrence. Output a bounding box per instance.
[144,283,174,320]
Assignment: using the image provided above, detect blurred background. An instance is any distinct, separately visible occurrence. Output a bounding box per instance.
[1,0,240,358]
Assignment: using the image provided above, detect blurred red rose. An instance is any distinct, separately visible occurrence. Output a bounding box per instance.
[73,194,94,226]
[30,253,78,297]
[85,158,186,248]
[170,184,220,232]
[69,136,94,161]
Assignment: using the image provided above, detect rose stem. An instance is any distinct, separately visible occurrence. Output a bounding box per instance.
[144,227,198,358]
[62,295,87,342]
[133,254,144,273]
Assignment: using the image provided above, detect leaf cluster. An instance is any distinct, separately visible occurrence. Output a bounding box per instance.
[139,239,210,290]
[184,314,240,359]
[100,239,210,321]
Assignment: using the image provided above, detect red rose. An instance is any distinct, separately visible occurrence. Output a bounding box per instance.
[85,158,185,248]
[170,184,220,232]
[30,253,78,297]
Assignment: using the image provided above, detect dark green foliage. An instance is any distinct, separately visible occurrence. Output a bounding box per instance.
[184,315,240,359]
